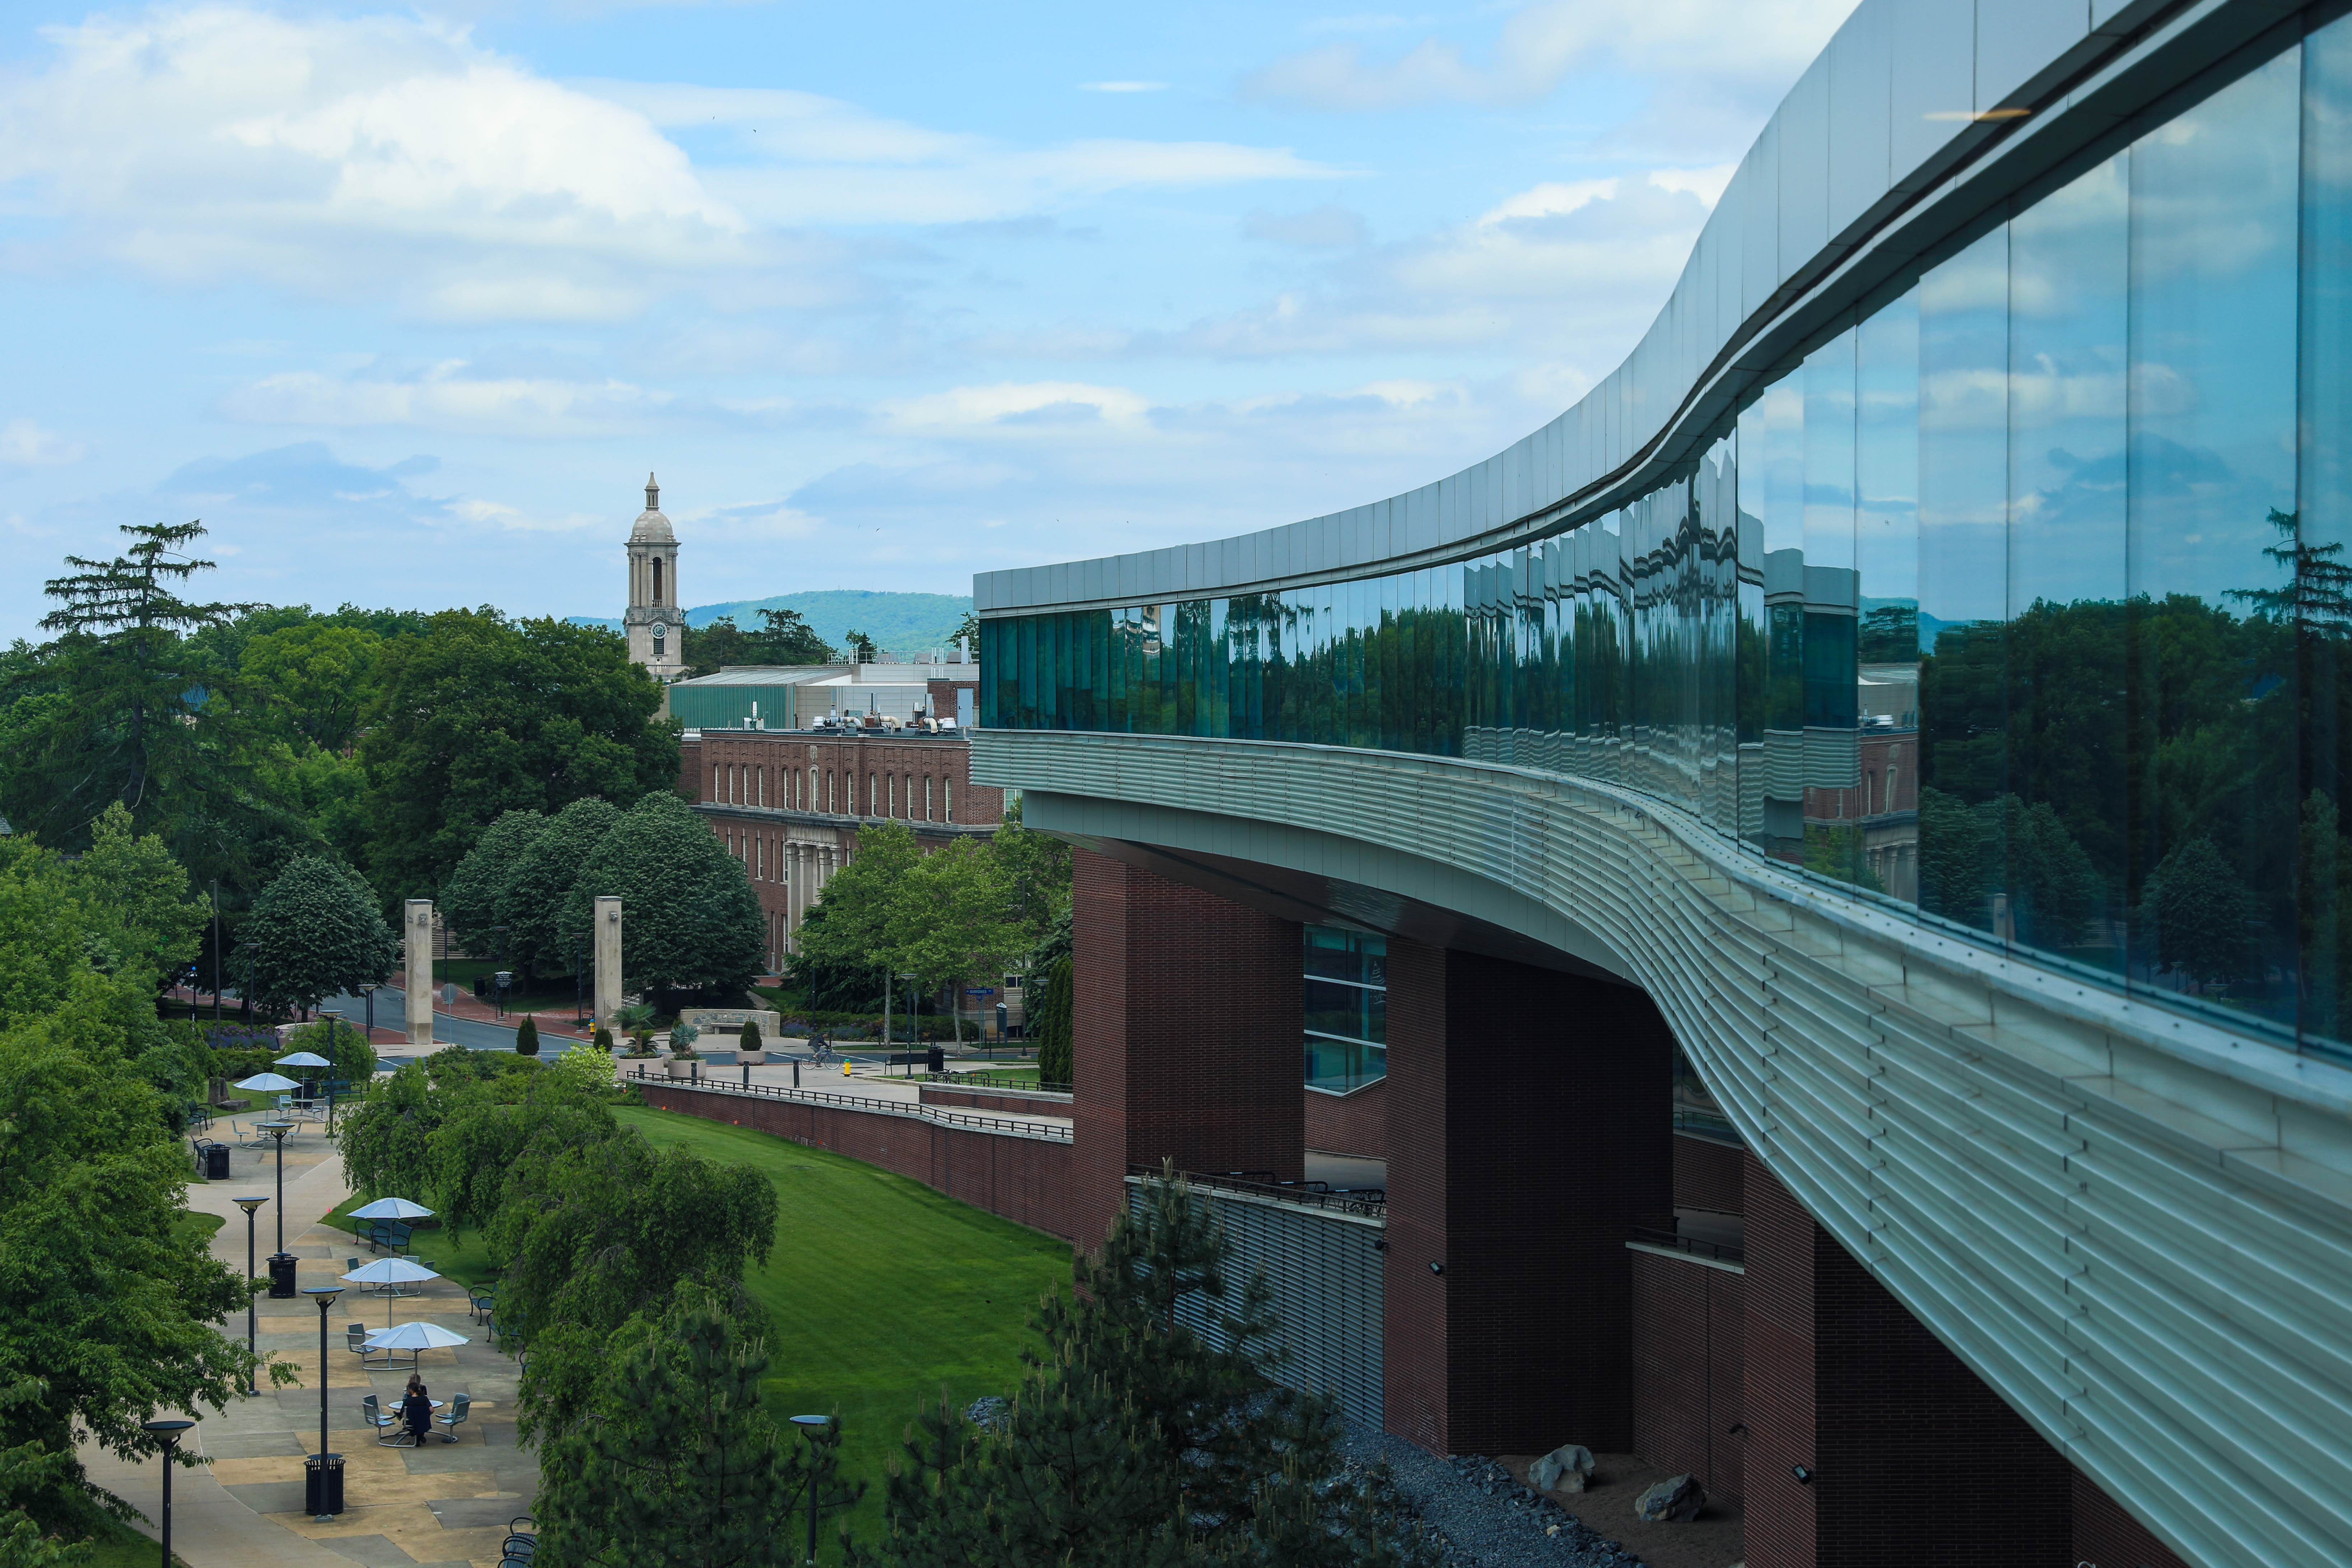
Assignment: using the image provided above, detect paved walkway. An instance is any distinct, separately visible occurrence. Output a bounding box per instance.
[84,1128,536,1568]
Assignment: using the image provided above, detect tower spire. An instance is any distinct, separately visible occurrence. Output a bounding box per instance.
[646,471,659,511]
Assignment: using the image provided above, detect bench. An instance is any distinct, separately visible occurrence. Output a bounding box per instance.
[366,1220,413,1255]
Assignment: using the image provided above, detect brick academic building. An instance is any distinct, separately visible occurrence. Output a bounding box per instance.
[942,7,2352,1568]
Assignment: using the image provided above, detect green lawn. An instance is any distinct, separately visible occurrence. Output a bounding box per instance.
[615,1107,1072,1556]
[79,1512,187,1568]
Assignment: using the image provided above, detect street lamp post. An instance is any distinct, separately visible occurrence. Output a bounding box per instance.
[790,1414,830,1564]
[259,1121,295,1297]
[140,1418,196,1568]
[319,1010,340,1125]
[234,1196,267,1393]
[358,982,378,1042]
[209,879,222,1022]
[303,1285,345,1521]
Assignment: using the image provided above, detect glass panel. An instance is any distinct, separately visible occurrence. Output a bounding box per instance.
[2126,50,2302,1030]
[1803,326,1863,884]
[1857,289,1922,902]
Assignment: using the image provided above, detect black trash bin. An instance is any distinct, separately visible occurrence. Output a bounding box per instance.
[304,1453,344,1516]
[200,1141,230,1181]
[267,1253,298,1298]
[927,1046,944,1073]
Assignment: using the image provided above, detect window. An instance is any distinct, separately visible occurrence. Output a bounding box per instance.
[868,773,877,816]
[1304,926,1386,1092]
[653,556,664,605]
[712,764,721,801]
[944,779,953,821]
[925,776,934,820]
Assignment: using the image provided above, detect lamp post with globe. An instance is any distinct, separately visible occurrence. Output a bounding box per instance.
[140,1418,196,1568]
[233,1195,266,1392]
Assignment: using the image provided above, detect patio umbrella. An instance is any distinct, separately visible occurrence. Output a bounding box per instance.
[365,1321,469,1351]
[273,1051,332,1068]
[232,1072,302,1092]
[340,1258,441,1329]
[350,1197,436,1220]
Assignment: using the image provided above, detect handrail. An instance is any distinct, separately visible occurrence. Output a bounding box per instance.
[926,1070,1074,1096]
[642,1075,1072,1143]
[1629,1225,1744,1266]
[1128,1163,1386,1220]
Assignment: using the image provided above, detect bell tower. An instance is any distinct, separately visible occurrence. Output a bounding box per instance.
[623,472,683,682]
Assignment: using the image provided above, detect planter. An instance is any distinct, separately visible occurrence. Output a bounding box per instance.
[663,1058,697,1079]
[737,1051,768,1065]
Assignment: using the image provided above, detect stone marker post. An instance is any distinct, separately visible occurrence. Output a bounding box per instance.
[404,901,434,1049]
[593,896,622,1027]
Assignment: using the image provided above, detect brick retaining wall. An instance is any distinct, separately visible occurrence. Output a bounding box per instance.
[640,1083,1079,1241]
[1304,1077,1387,1159]
[919,1084,1076,1115]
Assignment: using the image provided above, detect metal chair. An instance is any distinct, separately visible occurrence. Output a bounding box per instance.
[360,1394,401,1446]
[469,1285,497,1324]
[434,1392,471,1444]
[344,1323,369,1359]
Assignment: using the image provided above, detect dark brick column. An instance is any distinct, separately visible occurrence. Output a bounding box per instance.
[1742,1155,2072,1568]
[1069,849,1303,1250]
[1383,940,1673,1457]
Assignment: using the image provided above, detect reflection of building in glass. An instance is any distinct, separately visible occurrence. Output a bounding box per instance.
[1304,926,1385,1092]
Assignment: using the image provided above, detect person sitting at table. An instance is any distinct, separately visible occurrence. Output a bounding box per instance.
[401,1378,433,1446]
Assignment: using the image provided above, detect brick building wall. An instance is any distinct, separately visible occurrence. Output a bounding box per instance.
[640,1082,1079,1241]
[1630,1251,1746,1504]
[919,1085,1074,1116]
[1070,849,1303,1251]
[1304,1078,1387,1159]
[1674,1133,1745,1213]
[1382,942,1673,1457]
[1741,1154,2071,1568]
[2072,1471,2193,1568]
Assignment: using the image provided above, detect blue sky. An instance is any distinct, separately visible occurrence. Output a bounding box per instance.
[0,0,1856,639]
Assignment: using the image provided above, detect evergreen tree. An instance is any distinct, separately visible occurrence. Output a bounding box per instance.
[1034,955,1073,1086]
[738,1020,762,1055]
[242,856,398,1018]
[515,1015,541,1057]
[2138,836,2258,992]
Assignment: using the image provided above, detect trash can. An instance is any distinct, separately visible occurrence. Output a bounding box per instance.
[267,1253,298,1299]
[200,1141,230,1181]
[304,1453,344,1516]
[927,1046,944,1073]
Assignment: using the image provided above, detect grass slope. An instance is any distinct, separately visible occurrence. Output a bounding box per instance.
[616,1107,1070,1554]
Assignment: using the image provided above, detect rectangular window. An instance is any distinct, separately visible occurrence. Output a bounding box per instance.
[945,779,954,820]
[1303,926,1387,1092]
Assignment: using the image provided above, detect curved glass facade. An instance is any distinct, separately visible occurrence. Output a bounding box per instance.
[984,20,2352,1062]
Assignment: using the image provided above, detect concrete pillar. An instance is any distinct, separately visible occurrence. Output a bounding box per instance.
[1381,940,1672,1458]
[593,895,623,1024]
[404,900,434,1049]
[1070,848,1303,1251]
[1740,1154,2072,1568]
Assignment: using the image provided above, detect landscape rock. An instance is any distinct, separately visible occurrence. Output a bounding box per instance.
[1529,1443,1597,1493]
[1632,1473,1705,1523]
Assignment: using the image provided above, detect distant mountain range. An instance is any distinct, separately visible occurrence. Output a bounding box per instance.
[569,590,972,652]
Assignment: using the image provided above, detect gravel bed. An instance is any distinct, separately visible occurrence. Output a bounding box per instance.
[1341,1424,1649,1568]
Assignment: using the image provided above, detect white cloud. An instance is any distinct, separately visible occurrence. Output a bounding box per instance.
[1241,0,1857,111]
[1244,204,1370,248]
[219,366,671,434]
[446,497,605,532]
[880,381,1153,431]
[0,418,86,466]
[1080,81,1168,93]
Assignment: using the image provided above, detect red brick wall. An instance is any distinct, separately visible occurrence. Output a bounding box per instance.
[1070,849,1303,1252]
[920,1085,1075,1115]
[1383,941,1673,1457]
[1674,1133,1745,1214]
[1305,1078,1387,1159]
[1630,1250,1746,1504]
[927,678,978,724]
[1742,1154,2071,1568]
[689,731,1003,825]
[640,1083,1079,1241]
[2072,1471,2191,1568]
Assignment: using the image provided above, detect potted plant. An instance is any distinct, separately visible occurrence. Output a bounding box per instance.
[665,1020,700,1078]
[737,1019,767,1065]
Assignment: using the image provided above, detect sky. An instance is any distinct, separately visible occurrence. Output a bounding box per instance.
[0,0,1859,641]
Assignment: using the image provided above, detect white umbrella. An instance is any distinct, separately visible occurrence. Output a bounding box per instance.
[365,1321,469,1350]
[274,1051,332,1068]
[341,1258,441,1328]
[233,1072,302,1092]
[350,1197,436,1221]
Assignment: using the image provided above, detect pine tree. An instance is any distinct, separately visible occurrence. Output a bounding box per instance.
[1034,955,1074,1087]
[739,1020,762,1056]
[515,1015,540,1057]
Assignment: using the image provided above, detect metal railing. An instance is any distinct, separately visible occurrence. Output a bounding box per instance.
[926,1070,1073,1096]
[1629,1225,1745,1266]
[1129,1164,1386,1219]
[640,1073,1072,1142]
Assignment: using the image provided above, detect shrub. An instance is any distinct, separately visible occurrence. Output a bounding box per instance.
[738,1020,762,1055]
[592,1024,614,1052]
[670,1020,700,1059]
[515,1016,541,1057]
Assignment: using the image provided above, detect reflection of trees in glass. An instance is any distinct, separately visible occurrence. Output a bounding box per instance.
[1858,602,1918,662]
[1802,824,1885,894]
[2227,508,2352,636]
[1915,788,2102,945]
[2136,836,2258,992]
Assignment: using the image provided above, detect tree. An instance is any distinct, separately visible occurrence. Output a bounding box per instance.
[2138,836,2257,991]
[555,794,766,997]
[61,803,210,996]
[360,610,677,899]
[442,809,546,960]
[1033,955,1073,1084]
[238,622,382,754]
[243,856,397,1018]
[752,607,836,665]
[688,609,838,677]
[500,798,622,979]
[535,1288,838,1568]
[993,797,1072,941]
[843,629,877,664]
[892,839,1023,1047]
[856,1171,1435,1568]
[516,1016,541,1057]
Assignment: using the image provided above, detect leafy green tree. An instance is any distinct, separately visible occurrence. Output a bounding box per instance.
[500,798,622,980]
[556,794,766,997]
[281,1018,377,1084]
[535,1287,841,1568]
[442,809,546,960]
[360,610,677,899]
[334,1059,447,1201]
[243,856,397,1019]
[684,609,837,678]
[1033,955,1073,1085]
[503,1131,779,1441]
[752,607,837,665]
[992,797,1072,941]
[2138,836,2257,992]
[516,1015,541,1057]
[238,622,382,754]
[893,839,1023,1047]
[793,822,921,985]
[843,629,877,663]
[60,803,210,995]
